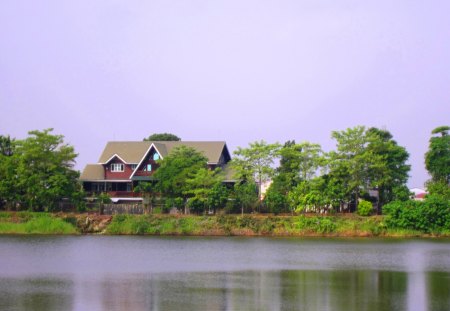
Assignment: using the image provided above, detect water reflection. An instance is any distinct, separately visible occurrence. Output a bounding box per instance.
[1,237,449,311]
[2,270,449,311]
[0,278,73,311]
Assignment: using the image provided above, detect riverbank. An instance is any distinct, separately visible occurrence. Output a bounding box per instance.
[1,212,449,237]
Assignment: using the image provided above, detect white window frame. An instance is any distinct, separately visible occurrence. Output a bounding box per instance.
[111,163,124,172]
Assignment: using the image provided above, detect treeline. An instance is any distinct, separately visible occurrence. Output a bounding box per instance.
[0,126,448,227]
[139,126,449,223]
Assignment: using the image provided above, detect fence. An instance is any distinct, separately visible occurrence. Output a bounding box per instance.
[101,203,145,215]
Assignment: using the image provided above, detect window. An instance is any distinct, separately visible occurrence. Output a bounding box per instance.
[111,163,124,172]
[153,153,160,161]
[130,164,137,170]
[144,164,152,172]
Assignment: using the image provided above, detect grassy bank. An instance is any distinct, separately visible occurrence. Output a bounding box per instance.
[0,212,78,234]
[104,214,450,237]
[1,212,448,237]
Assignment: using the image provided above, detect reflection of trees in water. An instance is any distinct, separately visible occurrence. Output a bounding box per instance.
[0,278,73,311]
[2,271,449,311]
[427,272,450,311]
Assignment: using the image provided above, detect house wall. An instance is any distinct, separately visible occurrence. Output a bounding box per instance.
[105,159,134,180]
[134,149,160,177]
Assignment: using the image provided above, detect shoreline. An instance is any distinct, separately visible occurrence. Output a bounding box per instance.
[1,212,449,238]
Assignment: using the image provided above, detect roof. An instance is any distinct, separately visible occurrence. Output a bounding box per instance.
[98,141,231,164]
[80,164,104,180]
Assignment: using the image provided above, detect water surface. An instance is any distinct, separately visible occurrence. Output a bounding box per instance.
[0,236,449,310]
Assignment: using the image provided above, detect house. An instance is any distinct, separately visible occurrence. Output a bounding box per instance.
[80,141,233,202]
[410,188,427,201]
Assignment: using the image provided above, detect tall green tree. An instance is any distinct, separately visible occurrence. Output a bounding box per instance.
[153,146,207,213]
[233,181,258,215]
[425,126,450,184]
[184,167,223,214]
[231,140,281,203]
[0,135,17,209]
[328,126,386,207]
[143,133,181,141]
[366,127,411,206]
[14,129,80,211]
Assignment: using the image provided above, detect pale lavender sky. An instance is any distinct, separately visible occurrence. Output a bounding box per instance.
[1,1,449,188]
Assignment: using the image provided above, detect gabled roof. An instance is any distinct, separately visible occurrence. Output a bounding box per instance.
[80,164,104,180]
[98,142,152,163]
[98,141,230,164]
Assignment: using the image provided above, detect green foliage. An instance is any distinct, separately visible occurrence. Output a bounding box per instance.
[96,192,112,204]
[426,180,450,200]
[425,126,450,183]
[154,146,207,201]
[271,141,324,195]
[0,129,80,211]
[264,188,287,214]
[184,167,224,213]
[233,182,258,214]
[232,140,281,201]
[329,126,386,203]
[208,183,229,211]
[383,197,450,233]
[357,200,373,216]
[0,212,77,234]
[366,127,411,205]
[143,133,181,141]
[294,216,337,234]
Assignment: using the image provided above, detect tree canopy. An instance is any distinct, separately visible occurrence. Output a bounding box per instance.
[425,125,450,184]
[231,140,281,201]
[153,145,207,200]
[0,129,82,211]
[143,133,181,141]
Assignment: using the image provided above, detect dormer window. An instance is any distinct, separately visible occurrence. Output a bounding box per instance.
[111,163,124,172]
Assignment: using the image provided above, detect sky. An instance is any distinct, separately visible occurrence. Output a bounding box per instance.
[0,0,449,188]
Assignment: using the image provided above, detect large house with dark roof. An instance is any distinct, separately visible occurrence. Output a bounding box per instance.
[80,141,232,202]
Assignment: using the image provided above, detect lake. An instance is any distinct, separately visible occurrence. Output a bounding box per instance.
[0,236,449,311]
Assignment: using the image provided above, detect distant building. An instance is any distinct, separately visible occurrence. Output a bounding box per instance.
[410,188,427,201]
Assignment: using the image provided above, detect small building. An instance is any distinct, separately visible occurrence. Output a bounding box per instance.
[410,188,427,201]
[80,141,232,202]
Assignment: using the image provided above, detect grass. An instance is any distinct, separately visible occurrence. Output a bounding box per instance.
[1,211,449,237]
[0,212,78,234]
[103,214,398,237]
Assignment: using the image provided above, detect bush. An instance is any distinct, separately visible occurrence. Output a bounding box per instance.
[357,200,373,216]
[383,197,450,233]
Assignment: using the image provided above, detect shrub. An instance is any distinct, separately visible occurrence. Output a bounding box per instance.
[383,197,450,233]
[357,200,373,216]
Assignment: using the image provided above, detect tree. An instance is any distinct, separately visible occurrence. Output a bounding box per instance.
[184,167,223,214]
[264,187,287,214]
[366,127,411,206]
[425,126,450,184]
[328,126,386,208]
[0,135,14,156]
[231,140,281,204]
[233,181,258,215]
[14,129,80,211]
[153,146,207,213]
[208,183,229,214]
[143,133,181,141]
[0,135,17,209]
[134,182,156,213]
[270,141,323,194]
